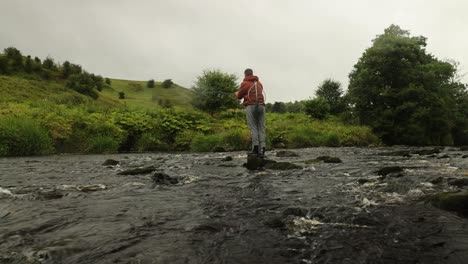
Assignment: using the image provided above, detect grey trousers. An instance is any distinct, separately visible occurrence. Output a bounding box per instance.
[245,105,266,150]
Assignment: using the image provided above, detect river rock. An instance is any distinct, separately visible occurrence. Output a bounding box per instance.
[152,172,179,185]
[413,148,441,156]
[283,207,308,217]
[264,217,285,228]
[303,159,321,164]
[221,156,233,161]
[316,156,342,163]
[117,166,157,175]
[462,154,468,159]
[37,190,64,200]
[437,155,450,159]
[102,159,119,166]
[276,150,299,157]
[375,166,404,177]
[460,146,468,151]
[448,178,468,188]
[246,155,267,170]
[430,192,468,216]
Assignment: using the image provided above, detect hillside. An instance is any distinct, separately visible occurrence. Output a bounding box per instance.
[0,75,194,110]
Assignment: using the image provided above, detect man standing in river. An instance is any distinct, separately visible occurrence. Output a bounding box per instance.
[236,68,266,156]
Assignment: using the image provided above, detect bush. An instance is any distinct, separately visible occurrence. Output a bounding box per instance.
[135,132,168,151]
[85,135,120,154]
[222,129,250,150]
[105,78,111,85]
[66,73,99,99]
[147,79,155,88]
[190,133,224,152]
[0,117,53,156]
[119,92,125,99]
[162,79,173,88]
[304,98,330,120]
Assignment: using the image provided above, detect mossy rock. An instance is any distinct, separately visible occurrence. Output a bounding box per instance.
[316,156,342,163]
[102,159,119,166]
[117,165,157,175]
[429,192,468,216]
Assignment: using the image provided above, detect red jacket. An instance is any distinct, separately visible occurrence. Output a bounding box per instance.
[236,75,265,106]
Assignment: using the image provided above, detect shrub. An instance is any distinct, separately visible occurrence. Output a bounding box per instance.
[135,132,168,151]
[304,98,330,120]
[119,92,125,99]
[147,79,155,88]
[162,79,173,88]
[222,129,250,150]
[190,133,224,152]
[0,117,53,156]
[85,135,120,154]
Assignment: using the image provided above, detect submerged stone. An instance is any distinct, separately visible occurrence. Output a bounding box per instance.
[152,172,179,185]
[460,146,468,151]
[303,159,321,164]
[117,166,157,175]
[413,148,441,156]
[462,155,468,159]
[264,217,285,229]
[283,207,308,217]
[429,192,468,216]
[102,159,119,166]
[221,156,233,161]
[316,156,342,163]
[375,166,404,176]
[276,150,299,157]
[448,178,468,188]
[246,154,268,170]
[37,190,64,200]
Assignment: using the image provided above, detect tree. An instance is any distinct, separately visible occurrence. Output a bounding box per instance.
[4,47,23,72]
[304,98,330,120]
[162,79,173,88]
[147,79,155,88]
[62,61,72,78]
[271,102,286,113]
[105,78,111,85]
[347,24,466,145]
[315,79,345,115]
[0,55,9,74]
[192,69,238,114]
[65,73,99,99]
[24,56,33,73]
[91,74,104,91]
[42,56,55,70]
[118,91,125,99]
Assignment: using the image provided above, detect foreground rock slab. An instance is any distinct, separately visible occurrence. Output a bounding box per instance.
[430,192,468,216]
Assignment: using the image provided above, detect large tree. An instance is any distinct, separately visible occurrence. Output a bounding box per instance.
[315,79,345,115]
[192,69,238,114]
[347,24,467,145]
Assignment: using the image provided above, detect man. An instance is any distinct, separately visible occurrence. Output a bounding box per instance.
[236,68,266,156]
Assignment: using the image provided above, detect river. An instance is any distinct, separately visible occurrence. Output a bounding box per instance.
[1,147,467,264]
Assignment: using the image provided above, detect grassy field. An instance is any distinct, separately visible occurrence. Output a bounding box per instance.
[102,79,194,110]
[0,75,194,110]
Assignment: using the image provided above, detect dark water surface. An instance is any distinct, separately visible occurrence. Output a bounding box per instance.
[1,147,468,264]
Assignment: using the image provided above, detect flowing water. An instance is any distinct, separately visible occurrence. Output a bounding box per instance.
[1,147,468,264]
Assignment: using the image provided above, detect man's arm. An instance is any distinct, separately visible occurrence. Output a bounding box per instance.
[236,82,248,99]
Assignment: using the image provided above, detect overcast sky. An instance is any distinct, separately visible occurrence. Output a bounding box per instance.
[1,0,467,102]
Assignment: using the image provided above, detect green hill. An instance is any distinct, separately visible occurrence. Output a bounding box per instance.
[0,75,194,110]
[102,79,194,109]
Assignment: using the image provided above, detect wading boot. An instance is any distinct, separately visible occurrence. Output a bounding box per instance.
[249,145,259,155]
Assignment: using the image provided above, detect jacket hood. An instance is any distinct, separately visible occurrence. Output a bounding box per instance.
[243,75,259,82]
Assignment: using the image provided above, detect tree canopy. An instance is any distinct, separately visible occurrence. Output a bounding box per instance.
[192,69,238,114]
[347,24,468,145]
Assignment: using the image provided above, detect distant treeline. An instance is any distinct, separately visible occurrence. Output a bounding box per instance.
[0,47,110,98]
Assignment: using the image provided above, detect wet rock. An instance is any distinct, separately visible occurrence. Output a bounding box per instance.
[437,155,450,159]
[358,178,371,185]
[37,189,64,200]
[413,148,441,156]
[102,159,119,166]
[246,155,268,170]
[430,177,444,185]
[429,192,468,216]
[375,166,404,176]
[276,150,299,157]
[460,146,468,151]
[221,156,233,161]
[152,172,179,185]
[265,161,302,170]
[462,154,468,159]
[448,178,468,188]
[283,207,308,217]
[193,223,230,233]
[264,217,285,228]
[212,146,226,152]
[316,156,342,163]
[117,165,157,175]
